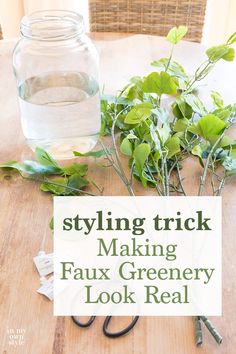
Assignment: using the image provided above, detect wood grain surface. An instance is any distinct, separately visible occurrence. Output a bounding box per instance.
[0,33,236,354]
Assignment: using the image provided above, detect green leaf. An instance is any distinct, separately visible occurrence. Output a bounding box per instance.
[173,118,189,132]
[126,133,138,140]
[0,148,61,176]
[0,161,26,172]
[218,136,235,148]
[172,96,193,119]
[133,143,151,187]
[222,156,236,171]
[151,58,188,79]
[121,76,144,101]
[151,107,169,123]
[126,85,143,101]
[101,94,130,106]
[124,103,152,124]
[227,31,236,45]
[49,217,54,230]
[142,71,178,96]
[206,45,235,62]
[166,26,188,44]
[183,94,207,116]
[150,124,161,150]
[0,160,60,175]
[222,47,235,61]
[67,174,89,191]
[191,145,204,166]
[225,168,236,176]
[213,108,231,121]
[40,174,89,195]
[196,114,226,140]
[35,147,60,169]
[192,145,202,158]
[211,91,224,108]
[165,137,180,158]
[62,163,88,177]
[40,178,68,195]
[156,123,171,144]
[120,137,133,156]
[73,149,111,158]
[209,136,236,150]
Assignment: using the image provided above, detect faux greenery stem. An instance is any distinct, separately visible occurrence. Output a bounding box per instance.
[164,160,170,196]
[175,157,186,196]
[198,131,226,196]
[110,106,135,196]
[25,176,97,197]
[100,139,135,194]
[200,316,223,344]
[194,316,203,347]
[216,174,226,196]
[165,45,174,73]
[146,162,163,196]
[195,132,226,344]
[161,157,166,195]
[186,60,212,91]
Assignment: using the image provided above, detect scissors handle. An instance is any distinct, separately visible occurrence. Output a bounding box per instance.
[103,316,139,338]
[71,315,96,328]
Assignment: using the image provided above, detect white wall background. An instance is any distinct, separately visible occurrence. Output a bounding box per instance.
[202,0,236,44]
[0,0,235,45]
[0,0,24,38]
[0,0,89,38]
[23,0,89,29]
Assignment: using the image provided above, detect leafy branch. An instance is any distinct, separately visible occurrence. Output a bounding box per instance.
[99,26,236,347]
[0,147,101,196]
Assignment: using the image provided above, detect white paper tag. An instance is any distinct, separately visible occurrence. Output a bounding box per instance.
[37,276,54,301]
[33,251,53,277]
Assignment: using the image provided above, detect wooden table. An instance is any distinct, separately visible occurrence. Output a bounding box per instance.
[0,33,236,354]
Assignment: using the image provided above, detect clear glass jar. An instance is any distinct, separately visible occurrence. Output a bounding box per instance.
[13,10,100,160]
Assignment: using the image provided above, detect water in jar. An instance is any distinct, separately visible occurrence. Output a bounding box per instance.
[18,71,100,160]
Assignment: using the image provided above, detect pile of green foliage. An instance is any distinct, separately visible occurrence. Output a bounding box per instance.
[100,26,236,198]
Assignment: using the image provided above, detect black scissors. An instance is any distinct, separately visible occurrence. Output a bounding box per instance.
[71,315,139,338]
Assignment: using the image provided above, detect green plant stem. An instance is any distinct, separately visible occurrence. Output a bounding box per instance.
[24,175,97,196]
[164,159,169,196]
[186,60,212,92]
[111,122,135,196]
[105,104,135,196]
[216,175,226,196]
[100,139,133,191]
[165,45,174,72]
[146,163,163,196]
[200,316,222,344]
[210,156,217,195]
[195,134,226,345]
[175,157,186,196]
[161,157,166,195]
[198,131,225,196]
[194,316,203,347]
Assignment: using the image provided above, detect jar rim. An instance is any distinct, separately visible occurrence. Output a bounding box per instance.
[21,10,85,41]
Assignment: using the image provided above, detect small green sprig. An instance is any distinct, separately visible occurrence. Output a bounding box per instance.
[0,147,99,196]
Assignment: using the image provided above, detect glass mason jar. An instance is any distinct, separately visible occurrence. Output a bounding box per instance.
[13,10,100,160]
